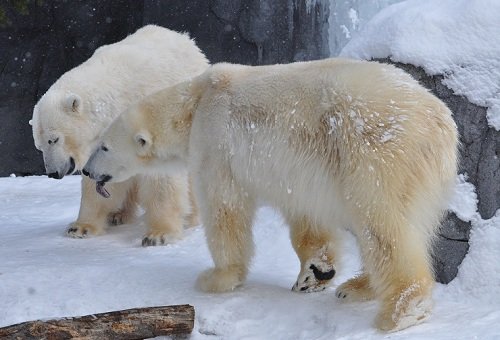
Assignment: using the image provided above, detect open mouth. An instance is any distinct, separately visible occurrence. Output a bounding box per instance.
[96,181,110,198]
[95,175,112,198]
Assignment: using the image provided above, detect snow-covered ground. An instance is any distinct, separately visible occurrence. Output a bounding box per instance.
[1,175,499,339]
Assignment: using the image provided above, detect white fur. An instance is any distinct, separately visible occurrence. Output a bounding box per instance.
[85,58,459,331]
[32,25,207,242]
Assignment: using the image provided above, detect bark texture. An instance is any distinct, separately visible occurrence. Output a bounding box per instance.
[0,304,194,340]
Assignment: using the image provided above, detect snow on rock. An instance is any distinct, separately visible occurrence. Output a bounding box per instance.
[448,174,479,223]
[340,0,500,130]
[446,212,500,305]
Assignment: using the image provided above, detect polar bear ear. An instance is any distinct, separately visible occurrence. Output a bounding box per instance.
[135,131,152,153]
[63,93,82,114]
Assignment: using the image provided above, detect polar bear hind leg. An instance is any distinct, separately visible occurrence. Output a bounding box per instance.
[335,272,376,302]
[288,215,337,293]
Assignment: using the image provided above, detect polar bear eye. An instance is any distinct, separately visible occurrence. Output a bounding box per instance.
[48,137,59,145]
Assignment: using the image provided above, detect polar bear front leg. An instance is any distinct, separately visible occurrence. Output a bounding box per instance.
[67,176,129,238]
[196,182,256,293]
[139,174,189,246]
[288,216,337,293]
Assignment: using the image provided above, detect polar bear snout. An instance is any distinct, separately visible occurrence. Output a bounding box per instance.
[46,156,75,179]
[81,167,112,184]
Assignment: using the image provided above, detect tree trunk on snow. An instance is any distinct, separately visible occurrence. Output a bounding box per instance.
[0,304,194,340]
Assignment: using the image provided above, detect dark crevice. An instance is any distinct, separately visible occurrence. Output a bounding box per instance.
[437,234,469,243]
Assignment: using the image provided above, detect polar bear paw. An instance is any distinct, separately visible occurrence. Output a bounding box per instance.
[292,259,336,293]
[335,274,375,302]
[66,222,104,238]
[141,231,182,247]
[375,284,433,332]
[196,266,246,293]
[107,211,128,226]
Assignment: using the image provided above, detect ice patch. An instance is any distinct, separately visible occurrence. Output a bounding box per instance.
[348,8,359,30]
[340,25,351,39]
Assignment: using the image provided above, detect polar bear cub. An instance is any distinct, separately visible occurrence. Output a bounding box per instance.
[32,25,208,245]
[83,58,459,331]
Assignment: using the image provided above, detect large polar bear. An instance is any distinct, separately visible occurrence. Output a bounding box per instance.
[83,58,459,331]
[32,25,208,245]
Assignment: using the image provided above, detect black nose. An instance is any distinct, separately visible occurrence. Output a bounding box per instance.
[82,168,90,177]
[47,171,61,179]
[100,174,112,183]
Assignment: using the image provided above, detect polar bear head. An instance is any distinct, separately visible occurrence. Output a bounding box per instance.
[32,89,107,179]
[83,82,195,190]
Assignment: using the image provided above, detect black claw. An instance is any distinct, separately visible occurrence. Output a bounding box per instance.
[304,276,310,283]
[142,237,157,247]
[309,264,336,281]
[300,286,308,291]
[82,229,88,236]
[342,293,347,299]
[67,227,77,233]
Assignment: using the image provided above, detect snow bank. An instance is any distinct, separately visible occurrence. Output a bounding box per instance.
[340,0,500,130]
[447,212,500,304]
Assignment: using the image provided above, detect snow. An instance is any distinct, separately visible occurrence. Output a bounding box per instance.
[448,174,479,223]
[328,0,403,55]
[340,0,500,130]
[1,176,499,339]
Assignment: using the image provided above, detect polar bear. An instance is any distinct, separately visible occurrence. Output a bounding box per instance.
[83,58,459,331]
[32,25,208,245]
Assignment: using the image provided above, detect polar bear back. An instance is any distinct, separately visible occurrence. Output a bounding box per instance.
[48,24,208,114]
[190,58,458,235]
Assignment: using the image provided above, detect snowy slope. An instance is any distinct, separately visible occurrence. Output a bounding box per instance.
[340,0,500,130]
[1,176,499,339]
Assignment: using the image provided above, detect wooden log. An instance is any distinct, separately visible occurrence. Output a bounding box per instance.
[0,304,194,340]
